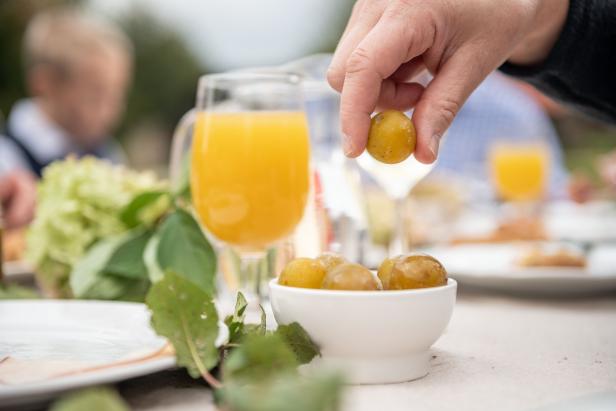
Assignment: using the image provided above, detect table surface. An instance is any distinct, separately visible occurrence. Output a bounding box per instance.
[110,287,616,411]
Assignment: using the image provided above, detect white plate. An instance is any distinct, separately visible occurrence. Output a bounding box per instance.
[453,201,616,244]
[0,300,175,408]
[2,260,34,280]
[545,201,616,243]
[427,244,616,296]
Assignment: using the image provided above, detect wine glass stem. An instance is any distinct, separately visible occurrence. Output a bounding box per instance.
[220,247,272,307]
[389,197,409,255]
[511,200,542,219]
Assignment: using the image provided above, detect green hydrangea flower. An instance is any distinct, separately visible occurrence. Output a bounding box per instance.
[26,157,164,297]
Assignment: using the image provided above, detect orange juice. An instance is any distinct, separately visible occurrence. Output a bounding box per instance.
[490,144,548,201]
[191,111,310,249]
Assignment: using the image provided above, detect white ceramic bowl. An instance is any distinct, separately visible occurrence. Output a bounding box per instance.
[269,278,457,384]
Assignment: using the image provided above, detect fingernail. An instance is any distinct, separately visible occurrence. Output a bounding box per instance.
[343,135,355,157]
[429,134,441,160]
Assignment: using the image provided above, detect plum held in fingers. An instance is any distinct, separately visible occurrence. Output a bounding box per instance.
[366,111,416,164]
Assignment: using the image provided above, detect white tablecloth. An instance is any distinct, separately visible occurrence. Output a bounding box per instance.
[120,289,616,411]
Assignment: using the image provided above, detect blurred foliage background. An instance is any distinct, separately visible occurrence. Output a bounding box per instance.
[556,116,616,182]
[0,0,614,179]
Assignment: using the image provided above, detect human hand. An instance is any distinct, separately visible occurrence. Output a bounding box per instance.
[598,150,616,190]
[567,173,594,204]
[327,0,569,163]
[0,171,37,229]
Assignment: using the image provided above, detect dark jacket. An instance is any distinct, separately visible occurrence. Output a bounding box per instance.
[501,0,616,123]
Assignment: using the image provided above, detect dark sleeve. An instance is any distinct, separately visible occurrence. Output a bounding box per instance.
[500,0,616,123]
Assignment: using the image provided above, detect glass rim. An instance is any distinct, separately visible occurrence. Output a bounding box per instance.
[198,70,303,87]
[488,139,550,147]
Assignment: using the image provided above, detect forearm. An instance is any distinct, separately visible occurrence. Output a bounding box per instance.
[502,0,616,122]
[508,0,569,66]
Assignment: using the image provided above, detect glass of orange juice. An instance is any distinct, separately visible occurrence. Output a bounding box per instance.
[171,72,310,300]
[489,141,550,202]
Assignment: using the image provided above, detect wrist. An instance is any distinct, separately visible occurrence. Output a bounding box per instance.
[508,0,570,66]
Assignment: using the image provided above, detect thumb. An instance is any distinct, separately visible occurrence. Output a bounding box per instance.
[0,172,37,228]
[412,52,488,164]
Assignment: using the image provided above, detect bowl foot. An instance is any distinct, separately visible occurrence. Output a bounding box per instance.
[301,351,430,385]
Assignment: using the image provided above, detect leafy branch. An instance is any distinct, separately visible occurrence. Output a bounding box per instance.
[146,272,219,381]
[69,195,216,302]
[58,182,344,411]
[179,310,222,389]
[146,273,343,411]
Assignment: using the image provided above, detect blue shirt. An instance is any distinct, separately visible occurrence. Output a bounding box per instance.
[0,99,125,176]
[434,72,569,199]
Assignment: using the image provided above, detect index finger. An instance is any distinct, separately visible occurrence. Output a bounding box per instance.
[339,11,435,157]
[328,0,385,91]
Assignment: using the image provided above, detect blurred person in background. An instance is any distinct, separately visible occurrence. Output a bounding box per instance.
[568,149,616,203]
[433,71,569,200]
[0,7,132,228]
[0,7,132,177]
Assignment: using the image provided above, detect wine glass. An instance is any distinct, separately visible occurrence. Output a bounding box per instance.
[171,72,310,301]
[489,141,549,202]
[357,148,436,254]
[489,140,549,220]
[357,72,437,254]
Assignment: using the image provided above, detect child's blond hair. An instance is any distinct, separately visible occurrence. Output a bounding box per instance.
[23,8,133,76]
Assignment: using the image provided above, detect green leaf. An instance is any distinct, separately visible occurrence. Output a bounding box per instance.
[0,284,39,300]
[70,235,127,299]
[275,322,320,365]
[120,190,169,228]
[50,387,130,411]
[112,277,151,302]
[69,232,151,301]
[219,372,345,411]
[224,294,267,345]
[243,304,267,338]
[146,271,219,378]
[156,209,216,294]
[255,304,267,335]
[224,292,248,344]
[103,230,152,279]
[143,234,164,283]
[223,333,298,383]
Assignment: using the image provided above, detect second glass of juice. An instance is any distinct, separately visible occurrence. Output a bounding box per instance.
[490,142,549,202]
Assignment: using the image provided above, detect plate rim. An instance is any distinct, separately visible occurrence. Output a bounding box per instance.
[0,299,176,405]
[424,244,616,294]
[2,260,35,279]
